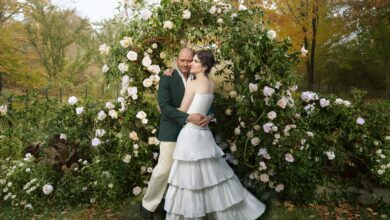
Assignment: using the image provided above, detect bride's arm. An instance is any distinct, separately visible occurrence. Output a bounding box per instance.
[178,82,195,112]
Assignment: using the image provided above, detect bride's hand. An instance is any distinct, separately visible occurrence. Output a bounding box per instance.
[199,115,213,127]
[187,113,205,125]
[163,68,173,77]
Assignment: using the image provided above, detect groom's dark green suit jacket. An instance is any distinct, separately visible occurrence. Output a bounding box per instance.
[157,70,189,142]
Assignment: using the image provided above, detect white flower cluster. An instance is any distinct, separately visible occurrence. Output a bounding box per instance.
[136,111,148,124]
[301,91,319,102]
[209,3,232,15]
[139,9,152,20]
[324,151,336,160]
[334,98,351,107]
[0,105,7,116]
[148,137,160,146]
[91,128,106,147]
[120,36,133,48]
[99,43,110,55]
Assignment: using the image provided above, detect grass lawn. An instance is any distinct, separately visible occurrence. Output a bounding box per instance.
[1,199,388,220]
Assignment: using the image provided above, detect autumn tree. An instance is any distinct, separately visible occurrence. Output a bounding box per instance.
[24,0,93,86]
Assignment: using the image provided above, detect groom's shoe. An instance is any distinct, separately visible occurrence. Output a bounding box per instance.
[139,204,154,220]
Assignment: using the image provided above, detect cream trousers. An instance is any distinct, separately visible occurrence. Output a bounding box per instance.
[142,141,176,212]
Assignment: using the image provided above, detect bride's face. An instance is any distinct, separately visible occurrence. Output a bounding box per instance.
[190,55,205,75]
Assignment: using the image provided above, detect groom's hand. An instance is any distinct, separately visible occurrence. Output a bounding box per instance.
[163,68,173,77]
[199,115,213,127]
[187,113,205,125]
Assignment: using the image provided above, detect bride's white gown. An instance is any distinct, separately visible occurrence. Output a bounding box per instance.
[164,93,266,220]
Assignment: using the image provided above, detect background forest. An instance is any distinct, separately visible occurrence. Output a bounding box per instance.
[1,0,389,100]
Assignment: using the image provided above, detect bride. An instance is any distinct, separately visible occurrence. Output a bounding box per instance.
[164,50,266,219]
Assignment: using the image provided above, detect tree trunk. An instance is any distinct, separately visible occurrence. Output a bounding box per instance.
[308,0,319,91]
[385,57,390,99]
[0,72,3,92]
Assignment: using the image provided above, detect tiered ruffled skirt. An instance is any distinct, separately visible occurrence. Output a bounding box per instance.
[164,125,266,220]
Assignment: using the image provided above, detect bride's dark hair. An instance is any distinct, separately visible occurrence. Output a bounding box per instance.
[195,50,215,74]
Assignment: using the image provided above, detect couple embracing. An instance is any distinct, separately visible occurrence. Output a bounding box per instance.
[140,48,266,220]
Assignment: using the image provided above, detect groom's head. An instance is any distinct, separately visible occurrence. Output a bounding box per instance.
[177,48,193,76]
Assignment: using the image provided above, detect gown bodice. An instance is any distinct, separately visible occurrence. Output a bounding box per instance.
[187,93,214,115]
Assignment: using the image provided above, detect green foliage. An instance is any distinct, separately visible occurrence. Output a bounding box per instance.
[0,0,389,215]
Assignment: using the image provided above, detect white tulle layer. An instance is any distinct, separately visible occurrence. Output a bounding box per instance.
[165,187,265,220]
[165,122,265,219]
[173,126,224,161]
[168,158,234,189]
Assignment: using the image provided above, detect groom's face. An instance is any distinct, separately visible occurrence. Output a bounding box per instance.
[177,50,193,75]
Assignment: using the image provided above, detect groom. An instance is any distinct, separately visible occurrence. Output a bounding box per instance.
[140,48,212,218]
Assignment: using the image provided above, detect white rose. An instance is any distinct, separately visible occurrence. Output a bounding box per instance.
[249,83,258,93]
[102,64,109,73]
[234,127,241,135]
[320,98,330,108]
[277,96,287,109]
[133,186,142,196]
[260,174,269,183]
[160,52,167,59]
[259,161,267,170]
[147,65,161,74]
[217,18,224,24]
[129,131,139,141]
[182,9,191,19]
[139,8,152,20]
[59,133,67,140]
[118,63,129,73]
[127,87,138,97]
[95,129,106,138]
[267,30,277,40]
[163,20,174,29]
[108,109,118,119]
[97,111,107,121]
[142,118,148,124]
[152,43,158,49]
[143,78,153,88]
[148,137,160,145]
[91,138,101,147]
[378,169,385,175]
[68,96,77,105]
[284,153,294,162]
[267,111,277,120]
[209,6,217,14]
[238,4,247,11]
[119,36,132,48]
[127,51,138,61]
[334,98,344,105]
[75,106,84,115]
[275,184,284,192]
[324,151,335,160]
[136,111,147,120]
[301,46,308,57]
[263,122,274,133]
[0,105,7,116]
[123,154,131,163]
[263,86,275,97]
[229,90,238,98]
[225,108,232,115]
[105,102,115,109]
[251,137,260,146]
[99,43,110,55]
[356,117,365,125]
[42,184,53,195]
[343,100,351,107]
[142,56,152,67]
[133,144,139,150]
[306,131,314,137]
